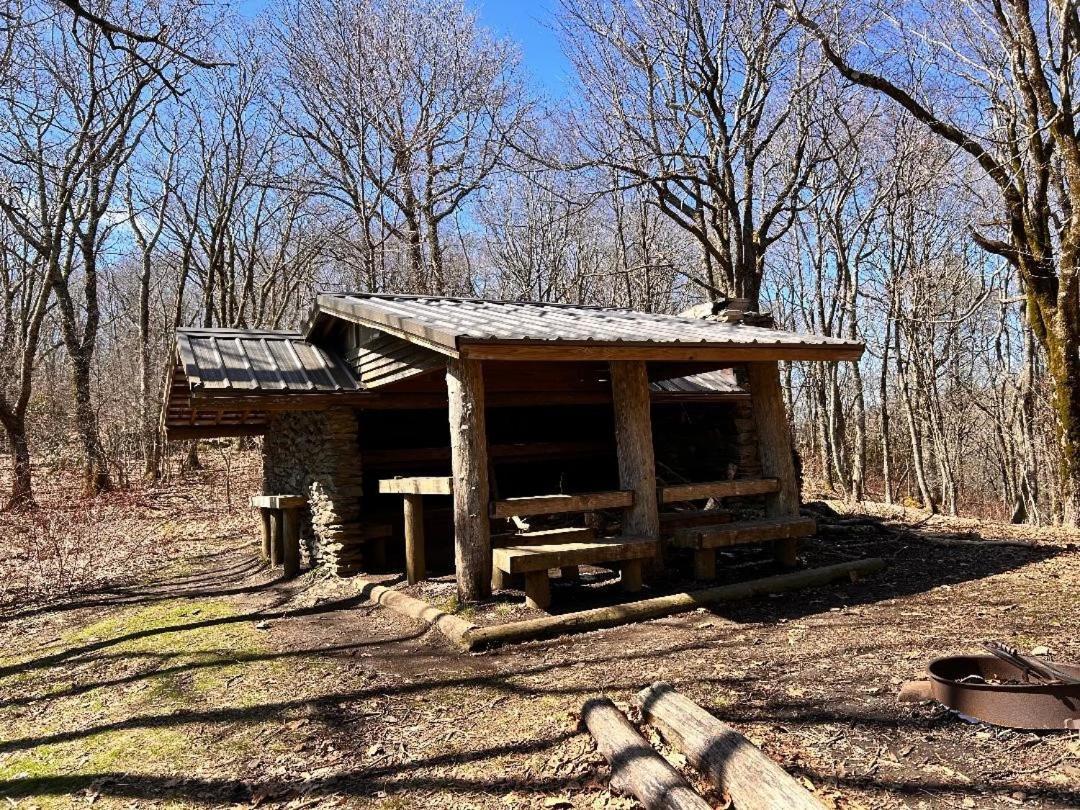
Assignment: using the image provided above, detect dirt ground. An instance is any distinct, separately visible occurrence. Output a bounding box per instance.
[1,465,1078,809]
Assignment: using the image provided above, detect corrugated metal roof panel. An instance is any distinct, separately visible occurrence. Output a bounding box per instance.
[315,293,863,356]
[176,328,360,393]
[650,369,745,394]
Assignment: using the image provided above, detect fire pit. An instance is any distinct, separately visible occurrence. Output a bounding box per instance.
[928,655,1080,730]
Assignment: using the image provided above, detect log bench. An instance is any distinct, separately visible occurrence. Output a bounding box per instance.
[492,535,658,609]
[251,495,306,577]
[673,516,816,579]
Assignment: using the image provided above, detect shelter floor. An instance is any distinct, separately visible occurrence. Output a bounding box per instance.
[1,495,1078,809]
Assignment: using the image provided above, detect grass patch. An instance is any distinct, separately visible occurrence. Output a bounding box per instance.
[0,598,291,808]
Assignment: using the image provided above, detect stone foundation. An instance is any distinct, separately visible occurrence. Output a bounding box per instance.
[262,407,364,575]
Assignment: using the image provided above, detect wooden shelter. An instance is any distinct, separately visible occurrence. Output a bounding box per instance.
[164,293,863,605]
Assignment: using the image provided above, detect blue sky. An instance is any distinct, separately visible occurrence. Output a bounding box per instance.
[234,0,572,97]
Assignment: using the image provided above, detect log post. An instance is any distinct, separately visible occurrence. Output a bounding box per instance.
[581,697,712,810]
[524,570,551,610]
[633,682,825,810]
[447,358,491,602]
[746,362,801,566]
[269,509,284,567]
[610,361,660,575]
[282,507,300,577]
[403,493,426,585]
[259,509,272,560]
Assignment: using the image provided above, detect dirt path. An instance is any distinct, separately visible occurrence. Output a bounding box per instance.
[1,508,1078,809]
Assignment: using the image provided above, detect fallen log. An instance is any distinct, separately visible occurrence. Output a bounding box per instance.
[463,558,885,650]
[581,697,712,810]
[633,682,824,810]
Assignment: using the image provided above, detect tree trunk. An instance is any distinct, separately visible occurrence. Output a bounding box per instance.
[71,349,112,495]
[3,415,34,510]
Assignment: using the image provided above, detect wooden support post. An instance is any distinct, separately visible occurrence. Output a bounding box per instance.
[581,697,712,810]
[746,362,801,566]
[524,571,551,610]
[560,565,580,581]
[269,509,284,567]
[447,358,492,602]
[610,361,660,569]
[282,508,300,578]
[491,567,509,591]
[692,548,715,581]
[403,493,426,585]
[259,509,271,560]
[621,559,643,592]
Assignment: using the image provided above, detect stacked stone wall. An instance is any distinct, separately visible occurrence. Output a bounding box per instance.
[262,408,364,575]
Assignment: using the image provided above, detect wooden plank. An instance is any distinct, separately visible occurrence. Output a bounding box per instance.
[658,478,779,503]
[581,698,713,810]
[659,508,732,531]
[447,357,492,602]
[746,362,802,565]
[672,517,816,550]
[378,476,454,496]
[282,508,300,577]
[251,495,306,509]
[633,683,826,810]
[493,536,658,575]
[491,526,595,548]
[491,490,634,519]
[610,360,660,540]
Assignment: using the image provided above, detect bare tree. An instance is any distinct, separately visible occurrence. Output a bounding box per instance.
[561,0,826,308]
[275,0,529,294]
[792,0,1080,521]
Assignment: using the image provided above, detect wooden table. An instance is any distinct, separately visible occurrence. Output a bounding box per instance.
[378,476,453,584]
[251,495,306,577]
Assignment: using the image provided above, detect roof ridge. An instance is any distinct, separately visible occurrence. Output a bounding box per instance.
[321,291,632,311]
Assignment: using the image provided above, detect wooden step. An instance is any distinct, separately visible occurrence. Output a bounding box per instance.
[658,478,779,504]
[491,490,634,519]
[493,535,658,575]
[492,526,595,548]
[673,516,816,550]
[659,508,732,532]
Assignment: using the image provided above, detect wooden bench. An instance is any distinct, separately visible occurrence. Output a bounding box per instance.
[658,478,779,504]
[659,508,732,533]
[490,490,634,519]
[378,476,453,584]
[672,516,816,579]
[251,495,306,577]
[491,527,596,587]
[493,535,658,609]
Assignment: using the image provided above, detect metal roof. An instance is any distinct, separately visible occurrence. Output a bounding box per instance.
[313,293,863,359]
[175,327,360,393]
[650,368,744,395]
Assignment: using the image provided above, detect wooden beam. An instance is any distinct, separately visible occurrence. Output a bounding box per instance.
[378,476,454,496]
[447,357,491,602]
[746,362,802,565]
[460,342,864,363]
[490,490,634,519]
[610,361,660,540]
[493,536,658,575]
[658,478,779,503]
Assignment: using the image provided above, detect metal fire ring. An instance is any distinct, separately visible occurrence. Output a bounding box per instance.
[928,655,1080,730]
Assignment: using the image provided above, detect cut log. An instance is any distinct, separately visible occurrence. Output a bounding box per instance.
[464,558,885,650]
[403,493,425,585]
[259,509,272,559]
[269,509,284,567]
[634,682,824,810]
[282,508,300,578]
[580,697,712,810]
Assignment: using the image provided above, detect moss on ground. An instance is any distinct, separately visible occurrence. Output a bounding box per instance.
[0,599,291,808]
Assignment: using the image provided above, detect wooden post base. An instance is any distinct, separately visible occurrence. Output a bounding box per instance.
[774,538,799,567]
[560,565,580,581]
[693,548,716,580]
[524,570,552,610]
[259,509,272,560]
[282,508,300,578]
[492,567,509,591]
[621,559,643,592]
[270,509,284,567]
